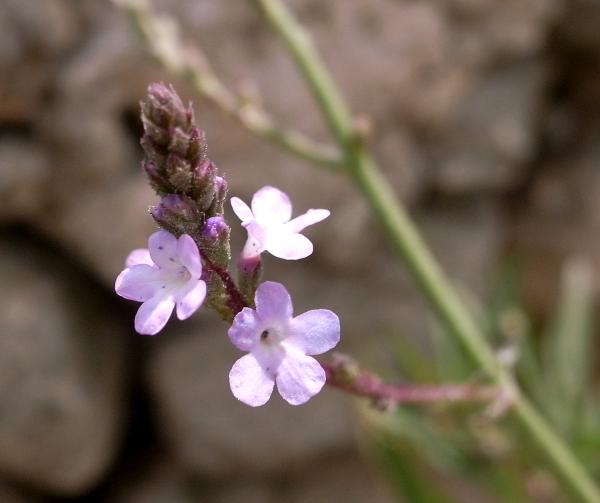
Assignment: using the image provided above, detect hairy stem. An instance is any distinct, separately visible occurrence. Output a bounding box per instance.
[199,250,248,319]
[254,0,600,501]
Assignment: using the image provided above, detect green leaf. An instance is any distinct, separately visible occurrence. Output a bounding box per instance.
[541,258,596,436]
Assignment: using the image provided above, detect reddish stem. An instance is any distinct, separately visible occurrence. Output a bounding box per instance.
[199,250,249,315]
[321,358,498,405]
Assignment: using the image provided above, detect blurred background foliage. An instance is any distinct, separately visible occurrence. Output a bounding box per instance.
[363,257,599,502]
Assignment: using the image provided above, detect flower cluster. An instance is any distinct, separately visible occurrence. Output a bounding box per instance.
[115,83,340,406]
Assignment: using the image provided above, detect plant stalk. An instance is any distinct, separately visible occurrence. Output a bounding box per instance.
[254,0,600,501]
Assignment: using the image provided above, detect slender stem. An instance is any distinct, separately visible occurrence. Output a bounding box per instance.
[322,358,499,405]
[199,250,248,318]
[254,1,600,501]
[115,0,343,169]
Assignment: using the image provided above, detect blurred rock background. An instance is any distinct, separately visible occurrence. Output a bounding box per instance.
[0,0,599,501]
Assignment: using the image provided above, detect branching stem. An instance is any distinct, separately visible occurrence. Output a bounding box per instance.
[115,0,343,169]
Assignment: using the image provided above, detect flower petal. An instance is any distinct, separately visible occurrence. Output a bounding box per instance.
[115,264,163,302]
[175,280,206,320]
[288,309,340,355]
[251,186,292,226]
[241,221,267,259]
[134,294,175,335]
[265,231,313,260]
[230,197,254,223]
[125,248,153,267]
[229,307,262,351]
[229,354,275,407]
[176,234,202,277]
[286,208,330,233]
[255,281,293,322]
[148,230,179,270]
[276,352,326,405]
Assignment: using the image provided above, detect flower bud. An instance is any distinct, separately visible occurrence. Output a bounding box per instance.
[237,253,262,305]
[202,216,229,241]
[143,160,170,193]
[140,83,209,196]
[208,175,228,215]
[150,194,203,236]
[199,216,231,268]
[165,153,193,193]
[191,159,217,208]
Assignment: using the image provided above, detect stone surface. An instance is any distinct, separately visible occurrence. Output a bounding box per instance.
[0,138,49,222]
[281,453,396,503]
[513,137,600,311]
[0,236,127,495]
[111,462,198,503]
[0,481,39,503]
[0,0,78,121]
[111,453,394,503]
[430,63,547,194]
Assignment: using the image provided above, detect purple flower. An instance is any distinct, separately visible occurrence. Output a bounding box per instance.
[115,230,207,335]
[228,281,340,406]
[231,186,329,260]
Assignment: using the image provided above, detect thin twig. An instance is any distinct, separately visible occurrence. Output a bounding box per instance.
[199,250,248,318]
[322,356,499,406]
[113,0,343,169]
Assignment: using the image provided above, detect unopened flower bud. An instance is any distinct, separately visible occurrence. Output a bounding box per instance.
[168,126,192,157]
[143,160,170,193]
[191,159,217,208]
[202,216,229,241]
[209,175,228,215]
[165,153,193,192]
[187,127,207,165]
[150,194,202,236]
[199,216,231,268]
[237,253,262,305]
[145,82,191,131]
[140,83,209,196]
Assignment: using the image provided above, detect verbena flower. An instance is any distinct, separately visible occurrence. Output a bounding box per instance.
[228,281,340,406]
[115,230,206,335]
[231,186,329,260]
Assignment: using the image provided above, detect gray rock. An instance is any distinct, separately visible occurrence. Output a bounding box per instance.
[111,462,198,503]
[281,453,396,503]
[34,176,158,287]
[0,237,127,495]
[0,138,49,222]
[0,481,39,503]
[431,63,547,195]
[0,0,78,121]
[513,137,600,310]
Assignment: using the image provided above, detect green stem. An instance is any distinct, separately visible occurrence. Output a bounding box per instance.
[116,0,342,169]
[254,0,600,501]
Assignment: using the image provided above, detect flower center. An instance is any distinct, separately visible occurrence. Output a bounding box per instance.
[175,266,191,283]
[260,327,283,346]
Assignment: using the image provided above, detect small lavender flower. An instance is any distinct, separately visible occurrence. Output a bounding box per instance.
[115,230,206,335]
[231,186,330,260]
[228,281,340,406]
